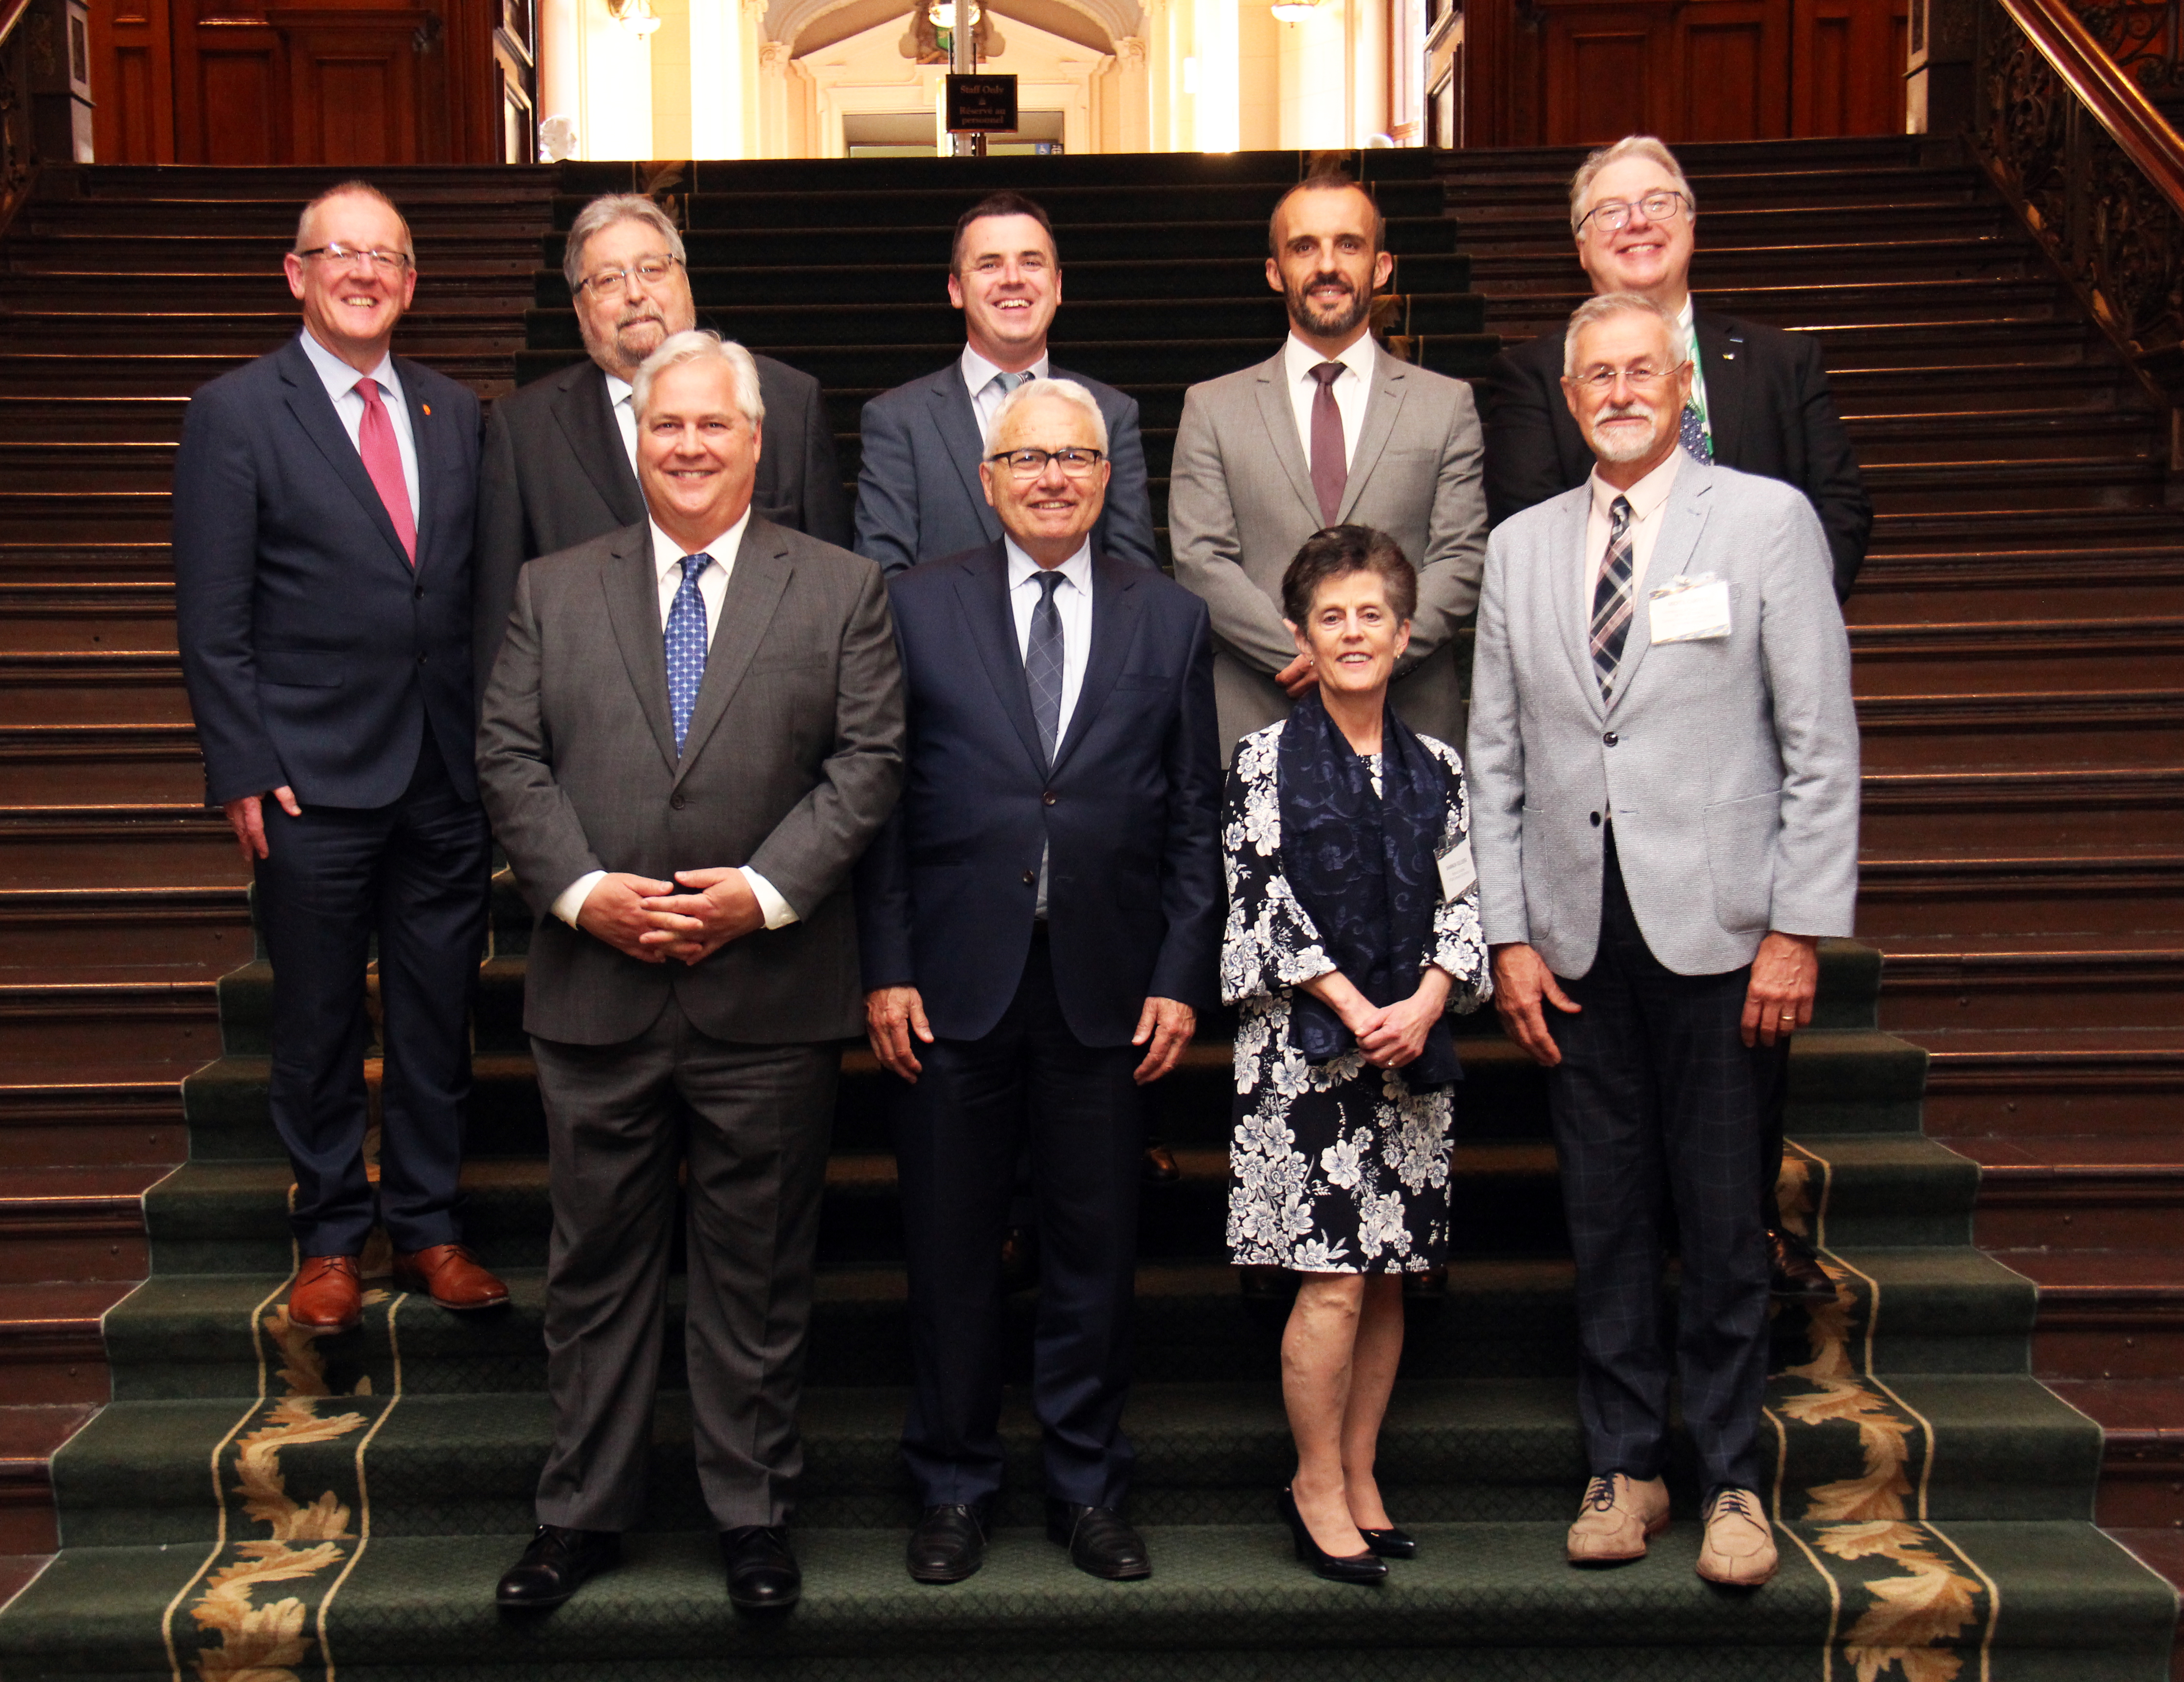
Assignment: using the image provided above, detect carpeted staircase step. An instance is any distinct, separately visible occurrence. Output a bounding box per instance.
[47,1371,2106,1544]
[3,1517,2168,1682]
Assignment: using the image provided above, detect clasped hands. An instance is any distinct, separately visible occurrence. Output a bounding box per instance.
[576,868,764,966]
[865,986,1195,1087]
[1303,967,1454,1070]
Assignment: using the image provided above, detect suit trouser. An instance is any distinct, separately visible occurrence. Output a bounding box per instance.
[894,926,1144,1509]
[530,999,837,1531]
[1545,830,1783,1496]
[254,732,490,1258]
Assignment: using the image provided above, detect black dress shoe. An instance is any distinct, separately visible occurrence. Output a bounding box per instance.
[495,1524,620,1609]
[1142,1140,1181,1182]
[1000,1225,1040,1294]
[1358,1525,1418,1559]
[720,1525,801,1612]
[909,1502,988,1583]
[1276,1487,1387,1584]
[1046,1499,1151,1580]
[1768,1228,1837,1300]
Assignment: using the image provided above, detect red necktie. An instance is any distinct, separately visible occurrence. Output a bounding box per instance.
[1310,362,1347,527]
[355,377,417,566]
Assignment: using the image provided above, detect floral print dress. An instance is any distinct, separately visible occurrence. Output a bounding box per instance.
[1220,722,1493,1274]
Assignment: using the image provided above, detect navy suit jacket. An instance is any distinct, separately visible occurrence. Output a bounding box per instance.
[1479,308,1872,600]
[174,332,483,807]
[855,541,1222,1046]
[853,362,1158,576]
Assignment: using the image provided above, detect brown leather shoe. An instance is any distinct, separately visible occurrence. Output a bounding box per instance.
[289,1255,363,1335]
[391,1243,510,1310]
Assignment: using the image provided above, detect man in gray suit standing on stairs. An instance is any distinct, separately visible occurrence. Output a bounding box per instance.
[477,330,904,1616]
[1467,292,1860,1589]
[854,191,1157,576]
[1167,171,1487,760]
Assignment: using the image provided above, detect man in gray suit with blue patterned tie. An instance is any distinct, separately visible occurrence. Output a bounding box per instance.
[478,331,904,1617]
[1467,293,1860,1591]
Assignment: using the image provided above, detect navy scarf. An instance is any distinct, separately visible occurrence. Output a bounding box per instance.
[1277,689,1460,1091]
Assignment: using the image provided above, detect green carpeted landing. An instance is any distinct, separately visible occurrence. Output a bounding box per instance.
[1,870,2171,1682]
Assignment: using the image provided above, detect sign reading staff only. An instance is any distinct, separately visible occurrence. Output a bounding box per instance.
[946,73,1019,132]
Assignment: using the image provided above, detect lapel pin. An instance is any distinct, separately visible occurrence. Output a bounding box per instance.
[422,402,432,416]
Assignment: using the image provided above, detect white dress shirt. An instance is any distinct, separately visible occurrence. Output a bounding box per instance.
[551,507,797,933]
[297,328,419,518]
[963,344,1051,446]
[1006,535,1093,917]
[604,371,638,474]
[1580,448,1684,624]
[1281,330,1377,474]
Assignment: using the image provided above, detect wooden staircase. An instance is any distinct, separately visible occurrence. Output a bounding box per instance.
[1443,133,2184,1601]
[0,162,559,1602]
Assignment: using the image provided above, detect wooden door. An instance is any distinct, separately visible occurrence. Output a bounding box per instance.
[1790,0,1911,134]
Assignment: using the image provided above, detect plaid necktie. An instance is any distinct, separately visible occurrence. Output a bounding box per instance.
[1025,570,1065,765]
[1679,399,1712,463]
[1589,496,1635,703]
[664,552,712,755]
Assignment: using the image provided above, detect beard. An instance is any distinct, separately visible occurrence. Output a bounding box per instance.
[1585,402,1665,463]
[580,306,675,379]
[1285,269,1372,340]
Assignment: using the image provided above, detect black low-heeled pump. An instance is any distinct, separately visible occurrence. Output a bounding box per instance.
[1358,1526,1418,1559]
[1277,1488,1388,1584]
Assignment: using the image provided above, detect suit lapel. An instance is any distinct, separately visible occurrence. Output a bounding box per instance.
[1251,351,1324,526]
[1608,463,1713,711]
[1050,555,1141,777]
[673,519,793,785]
[275,335,412,574]
[928,374,1001,546]
[1694,311,1746,470]
[394,355,435,574]
[1551,489,1604,719]
[554,362,645,525]
[1336,351,1407,524]
[601,522,680,775]
[952,544,1049,777]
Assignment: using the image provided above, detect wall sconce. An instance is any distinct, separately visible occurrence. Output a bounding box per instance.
[608,0,662,36]
[1270,0,1322,18]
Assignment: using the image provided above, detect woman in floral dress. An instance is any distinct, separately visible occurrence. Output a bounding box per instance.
[1219,527,1492,1582]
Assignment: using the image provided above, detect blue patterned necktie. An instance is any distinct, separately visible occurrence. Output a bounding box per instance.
[1025,570,1066,764]
[664,552,712,755]
[1679,400,1713,463]
[1589,497,1635,704]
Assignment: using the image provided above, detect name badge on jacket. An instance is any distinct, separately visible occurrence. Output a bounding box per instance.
[1437,838,1476,902]
[1648,574,1732,644]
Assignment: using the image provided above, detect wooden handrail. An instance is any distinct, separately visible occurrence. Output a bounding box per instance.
[0,0,34,50]
[2000,0,2184,214]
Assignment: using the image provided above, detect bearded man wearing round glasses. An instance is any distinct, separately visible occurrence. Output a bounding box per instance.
[854,378,1220,1588]
[1480,136,1870,609]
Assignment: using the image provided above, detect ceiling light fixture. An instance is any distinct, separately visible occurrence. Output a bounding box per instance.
[1270,0,1321,19]
[607,0,661,36]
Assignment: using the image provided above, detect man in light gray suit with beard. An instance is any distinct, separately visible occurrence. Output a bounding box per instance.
[477,330,903,1618]
[1167,171,1487,760]
[1467,292,1859,1591]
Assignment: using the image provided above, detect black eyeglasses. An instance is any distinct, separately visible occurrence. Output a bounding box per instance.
[1577,190,1692,235]
[986,447,1106,479]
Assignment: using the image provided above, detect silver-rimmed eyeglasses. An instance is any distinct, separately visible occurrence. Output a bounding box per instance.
[987,446,1106,479]
[1565,360,1689,393]
[294,244,413,275]
[579,255,683,300]
[1577,190,1692,235]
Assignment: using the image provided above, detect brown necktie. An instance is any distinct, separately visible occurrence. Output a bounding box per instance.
[1310,361,1347,526]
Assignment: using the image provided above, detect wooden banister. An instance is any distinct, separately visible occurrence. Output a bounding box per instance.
[2001,0,2184,214]
[0,0,34,49]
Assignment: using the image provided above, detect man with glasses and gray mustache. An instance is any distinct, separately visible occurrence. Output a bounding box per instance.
[473,194,850,689]
[1480,134,1871,1305]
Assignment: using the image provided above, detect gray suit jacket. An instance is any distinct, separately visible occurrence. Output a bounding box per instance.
[1466,459,1859,979]
[476,516,905,1046]
[1166,341,1488,758]
[473,356,851,691]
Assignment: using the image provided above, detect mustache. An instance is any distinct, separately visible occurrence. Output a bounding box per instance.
[1298,272,1355,297]
[614,308,666,331]
[1598,401,1654,422]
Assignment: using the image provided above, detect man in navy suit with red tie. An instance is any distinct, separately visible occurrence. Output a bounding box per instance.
[174,181,508,1335]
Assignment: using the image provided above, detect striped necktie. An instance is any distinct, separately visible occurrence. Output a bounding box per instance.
[1589,496,1635,703]
[1025,570,1065,765]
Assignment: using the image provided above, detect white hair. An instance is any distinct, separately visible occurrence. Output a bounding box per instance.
[982,376,1109,454]
[631,330,765,427]
[1567,136,1696,237]
[564,193,687,295]
[1563,293,1682,378]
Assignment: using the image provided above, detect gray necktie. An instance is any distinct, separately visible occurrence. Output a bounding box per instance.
[1025,570,1065,765]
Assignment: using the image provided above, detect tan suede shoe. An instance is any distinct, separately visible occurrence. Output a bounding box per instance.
[1566,1473,1671,1564]
[1696,1487,1779,1586]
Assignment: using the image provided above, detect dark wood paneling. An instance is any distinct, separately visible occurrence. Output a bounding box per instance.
[90,0,174,161]
[1678,0,1789,137]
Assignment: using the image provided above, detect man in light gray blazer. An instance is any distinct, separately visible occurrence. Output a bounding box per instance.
[1467,293,1858,1590]
[477,331,904,1616]
[1168,172,1487,759]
